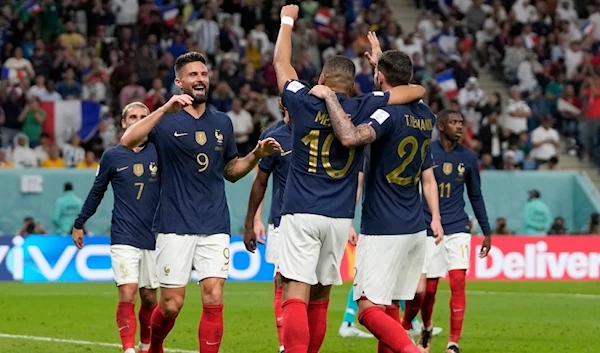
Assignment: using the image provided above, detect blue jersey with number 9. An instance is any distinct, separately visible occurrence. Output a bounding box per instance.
[361,102,436,235]
[280,79,390,219]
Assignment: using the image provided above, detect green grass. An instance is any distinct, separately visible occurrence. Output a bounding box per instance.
[0,281,599,352]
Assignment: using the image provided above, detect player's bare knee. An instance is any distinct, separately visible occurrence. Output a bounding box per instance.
[118,284,138,303]
[309,283,331,302]
[139,288,158,308]
[200,278,224,305]
[159,287,185,317]
[416,274,427,295]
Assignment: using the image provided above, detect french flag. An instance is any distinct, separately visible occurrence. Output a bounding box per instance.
[436,70,459,100]
[581,20,596,37]
[22,1,41,15]
[1,67,25,81]
[41,101,102,144]
[161,4,179,27]
[314,8,334,37]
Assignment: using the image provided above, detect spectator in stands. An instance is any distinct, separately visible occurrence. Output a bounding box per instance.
[18,97,46,148]
[503,85,532,138]
[34,133,50,164]
[547,217,567,235]
[119,73,146,110]
[493,217,512,235]
[479,111,505,169]
[17,216,47,237]
[60,134,85,168]
[581,213,600,235]
[580,74,600,162]
[458,77,485,134]
[3,47,35,84]
[76,151,99,169]
[479,153,495,170]
[39,80,62,102]
[82,57,110,103]
[42,144,66,168]
[539,156,559,170]
[53,182,84,235]
[557,84,582,142]
[0,148,14,168]
[228,98,254,156]
[27,75,49,100]
[56,68,83,99]
[523,189,553,235]
[10,133,37,168]
[530,116,560,168]
[0,88,23,148]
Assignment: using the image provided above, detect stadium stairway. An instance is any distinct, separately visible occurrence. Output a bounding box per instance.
[389,0,600,191]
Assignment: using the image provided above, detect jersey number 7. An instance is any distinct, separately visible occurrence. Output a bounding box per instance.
[386,137,431,186]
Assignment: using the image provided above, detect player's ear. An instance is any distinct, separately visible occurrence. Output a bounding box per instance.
[121,118,127,129]
[174,76,182,89]
[317,73,325,85]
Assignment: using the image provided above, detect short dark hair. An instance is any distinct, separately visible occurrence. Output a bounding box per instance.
[377,50,413,86]
[322,56,355,86]
[174,52,207,74]
[64,182,73,191]
[437,109,461,124]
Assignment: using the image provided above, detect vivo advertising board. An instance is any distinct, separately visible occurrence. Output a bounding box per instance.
[0,235,599,282]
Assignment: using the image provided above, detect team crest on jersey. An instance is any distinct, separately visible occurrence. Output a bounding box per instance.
[443,162,453,175]
[119,263,129,278]
[149,162,158,177]
[196,131,207,146]
[457,163,465,177]
[215,129,224,151]
[133,163,144,177]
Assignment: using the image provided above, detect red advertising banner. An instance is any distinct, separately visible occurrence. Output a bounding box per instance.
[340,236,600,281]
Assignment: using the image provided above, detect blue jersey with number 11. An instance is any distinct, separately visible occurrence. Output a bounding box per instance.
[281,80,390,219]
[361,102,436,235]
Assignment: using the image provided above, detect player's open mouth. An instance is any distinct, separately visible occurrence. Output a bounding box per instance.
[192,85,206,94]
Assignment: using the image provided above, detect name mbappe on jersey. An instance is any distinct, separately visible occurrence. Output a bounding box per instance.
[74,144,160,250]
[361,102,436,235]
[148,108,238,235]
[280,79,390,218]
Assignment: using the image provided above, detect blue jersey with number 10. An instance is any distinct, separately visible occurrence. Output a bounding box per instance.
[280,80,390,219]
[361,102,436,235]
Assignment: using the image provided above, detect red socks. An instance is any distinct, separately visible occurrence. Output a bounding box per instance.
[199,304,224,353]
[282,299,309,353]
[358,306,421,353]
[307,300,329,353]
[421,278,439,328]
[449,270,466,344]
[116,302,136,350]
[274,281,284,347]
[401,292,424,330]
[377,305,401,353]
[139,304,155,347]
[149,306,177,353]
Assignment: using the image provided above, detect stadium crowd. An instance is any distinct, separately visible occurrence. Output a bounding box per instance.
[0,0,598,172]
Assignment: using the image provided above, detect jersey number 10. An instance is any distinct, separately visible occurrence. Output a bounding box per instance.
[302,130,355,178]
[386,137,431,186]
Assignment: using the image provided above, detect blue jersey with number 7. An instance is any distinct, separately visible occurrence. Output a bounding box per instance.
[280,79,390,219]
[361,102,436,235]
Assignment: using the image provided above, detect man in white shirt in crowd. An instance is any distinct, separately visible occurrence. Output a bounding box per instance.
[10,133,37,168]
[458,77,485,134]
[530,116,560,168]
[502,85,532,138]
[227,98,254,156]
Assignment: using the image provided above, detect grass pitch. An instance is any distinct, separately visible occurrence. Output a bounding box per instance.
[0,281,598,353]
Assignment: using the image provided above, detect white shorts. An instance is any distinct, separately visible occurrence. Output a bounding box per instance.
[278,213,351,286]
[423,236,442,274]
[353,231,426,305]
[110,245,159,289]
[155,233,230,287]
[426,232,471,278]
[265,224,280,265]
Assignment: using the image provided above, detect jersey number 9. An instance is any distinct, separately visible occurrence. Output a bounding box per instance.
[386,137,431,186]
[197,153,209,172]
[302,130,355,178]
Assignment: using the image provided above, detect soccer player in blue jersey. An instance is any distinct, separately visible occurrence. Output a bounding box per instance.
[402,109,492,353]
[120,52,282,353]
[243,99,290,353]
[311,49,444,353]
[271,6,427,353]
[72,102,159,353]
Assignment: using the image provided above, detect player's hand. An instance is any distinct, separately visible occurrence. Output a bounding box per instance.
[348,225,358,246]
[364,31,383,68]
[243,226,258,253]
[431,218,444,245]
[160,94,194,115]
[479,235,492,258]
[255,137,283,158]
[280,4,299,21]
[309,85,333,99]
[71,228,84,249]
[254,220,267,245]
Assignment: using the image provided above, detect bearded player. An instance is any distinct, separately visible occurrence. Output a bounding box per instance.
[401,109,492,353]
[72,102,159,353]
[121,52,281,353]
[311,49,443,353]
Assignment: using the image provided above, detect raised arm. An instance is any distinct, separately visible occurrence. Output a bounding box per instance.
[273,5,300,92]
[387,85,427,106]
[121,94,193,149]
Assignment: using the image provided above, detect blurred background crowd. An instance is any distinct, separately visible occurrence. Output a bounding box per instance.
[1,0,600,235]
